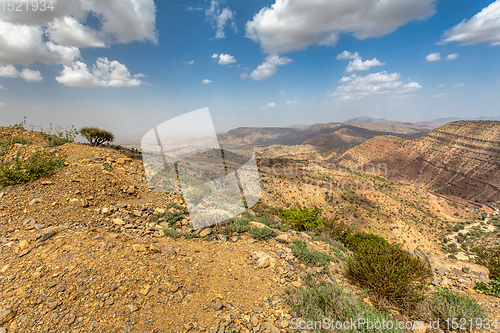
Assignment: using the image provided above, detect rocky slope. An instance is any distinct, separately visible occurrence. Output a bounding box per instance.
[338,121,500,204]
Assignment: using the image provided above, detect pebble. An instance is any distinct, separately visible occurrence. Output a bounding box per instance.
[29,198,42,206]
[169,284,179,292]
[132,244,147,252]
[126,186,136,194]
[199,229,211,237]
[140,284,151,296]
[214,300,223,311]
[0,308,15,326]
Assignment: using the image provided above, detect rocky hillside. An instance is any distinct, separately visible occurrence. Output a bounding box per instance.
[1,126,500,333]
[338,121,500,204]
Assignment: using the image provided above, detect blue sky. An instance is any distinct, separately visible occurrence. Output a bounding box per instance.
[1,0,500,144]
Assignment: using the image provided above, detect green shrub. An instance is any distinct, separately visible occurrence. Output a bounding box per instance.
[289,240,335,266]
[429,289,487,331]
[285,277,404,332]
[80,127,114,146]
[280,207,323,231]
[474,280,500,297]
[323,218,352,243]
[102,162,114,172]
[474,247,500,280]
[249,226,277,240]
[163,228,199,239]
[0,151,65,187]
[344,231,388,251]
[347,234,432,307]
[44,137,72,147]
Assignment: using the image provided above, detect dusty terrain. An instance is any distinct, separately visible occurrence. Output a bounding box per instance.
[1,126,500,333]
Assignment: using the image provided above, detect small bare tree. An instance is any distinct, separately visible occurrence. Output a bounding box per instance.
[79,127,114,147]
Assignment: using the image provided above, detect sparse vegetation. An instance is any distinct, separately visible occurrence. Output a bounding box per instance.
[163,228,200,239]
[289,239,335,266]
[346,232,432,307]
[285,277,404,332]
[429,289,487,331]
[473,246,500,280]
[0,151,65,187]
[474,280,500,297]
[80,127,115,147]
[249,226,277,240]
[280,207,323,231]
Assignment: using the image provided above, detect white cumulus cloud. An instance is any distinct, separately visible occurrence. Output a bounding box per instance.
[426,52,459,62]
[0,0,157,86]
[246,0,436,54]
[0,65,43,82]
[333,71,422,100]
[19,69,43,82]
[336,51,359,60]
[250,55,292,81]
[205,0,237,39]
[56,58,142,87]
[202,79,213,84]
[0,65,20,78]
[426,52,441,62]
[286,100,298,105]
[445,53,459,60]
[218,53,236,65]
[345,57,385,73]
[441,0,500,46]
[260,102,276,110]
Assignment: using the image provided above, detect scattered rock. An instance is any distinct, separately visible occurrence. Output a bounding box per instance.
[0,308,15,326]
[199,229,211,237]
[18,240,29,250]
[248,221,267,229]
[126,186,136,195]
[81,199,89,207]
[127,304,139,313]
[165,246,176,256]
[149,244,161,253]
[169,284,179,293]
[132,244,147,252]
[105,298,114,306]
[140,284,151,296]
[113,218,125,226]
[29,198,42,206]
[101,207,111,215]
[275,234,290,244]
[254,252,275,269]
[213,300,223,311]
[217,234,227,242]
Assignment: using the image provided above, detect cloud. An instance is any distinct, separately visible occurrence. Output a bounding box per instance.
[202,79,213,84]
[212,53,219,58]
[0,101,5,107]
[239,73,248,80]
[333,71,422,100]
[286,100,298,104]
[260,102,276,110]
[205,0,237,39]
[426,52,459,62]
[0,65,43,82]
[432,93,446,98]
[218,53,236,65]
[246,0,435,54]
[56,58,142,87]
[452,83,465,88]
[19,69,43,82]
[441,0,500,46]
[281,90,286,95]
[184,60,195,65]
[0,85,5,90]
[345,57,385,73]
[0,0,156,85]
[426,52,441,62]
[436,83,445,89]
[445,53,459,60]
[250,55,293,81]
[46,17,106,48]
[0,65,20,78]
[337,51,359,60]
